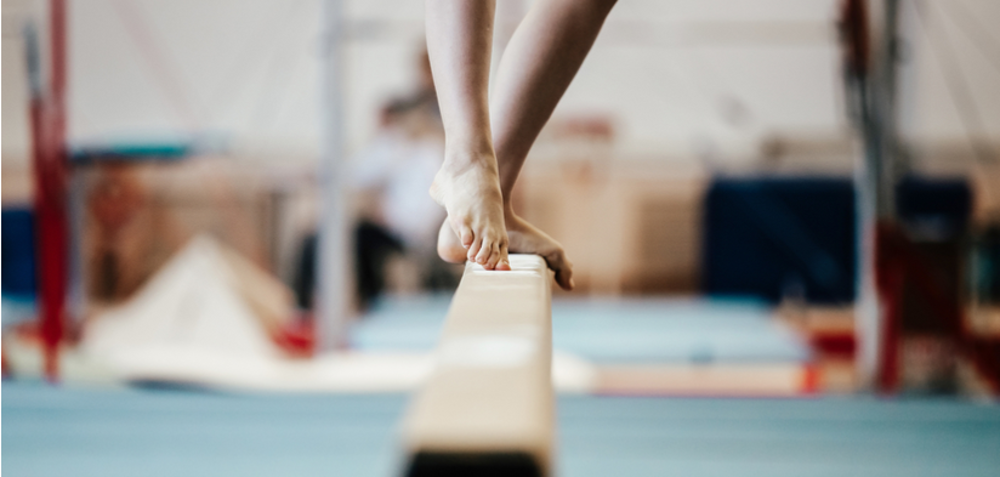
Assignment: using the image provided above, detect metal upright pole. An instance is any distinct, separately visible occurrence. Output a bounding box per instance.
[874,0,901,220]
[30,0,70,382]
[853,0,901,391]
[871,0,903,393]
[317,0,350,350]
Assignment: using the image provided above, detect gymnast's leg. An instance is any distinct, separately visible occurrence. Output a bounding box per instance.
[437,0,617,290]
[425,0,510,271]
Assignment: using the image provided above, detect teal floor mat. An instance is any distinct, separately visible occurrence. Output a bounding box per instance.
[5,381,998,477]
[352,296,809,363]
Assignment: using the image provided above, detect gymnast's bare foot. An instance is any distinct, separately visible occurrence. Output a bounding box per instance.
[429,151,510,271]
[437,209,574,290]
[506,212,574,290]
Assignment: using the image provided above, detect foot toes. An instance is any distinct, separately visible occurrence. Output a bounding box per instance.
[449,217,474,249]
[484,241,502,269]
[467,236,484,263]
[555,269,575,290]
[496,243,511,271]
[459,225,474,248]
[545,250,574,290]
[475,235,493,265]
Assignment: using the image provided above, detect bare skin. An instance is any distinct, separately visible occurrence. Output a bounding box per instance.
[426,1,510,271]
[438,212,575,290]
[427,0,616,287]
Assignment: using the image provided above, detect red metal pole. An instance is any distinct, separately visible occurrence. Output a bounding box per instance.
[32,0,69,382]
[874,223,901,393]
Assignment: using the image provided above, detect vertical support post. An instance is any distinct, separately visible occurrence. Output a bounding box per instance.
[317,0,350,350]
[872,0,903,393]
[873,0,901,220]
[30,0,70,382]
[853,0,902,391]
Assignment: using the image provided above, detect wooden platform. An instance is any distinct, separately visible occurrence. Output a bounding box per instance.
[401,255,555,476]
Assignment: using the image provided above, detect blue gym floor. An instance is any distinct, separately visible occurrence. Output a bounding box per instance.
[353,296,809,364]
[4,381,999,477]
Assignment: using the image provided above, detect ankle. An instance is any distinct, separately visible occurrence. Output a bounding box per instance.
[445,132,494,157]
[441,147,497,175]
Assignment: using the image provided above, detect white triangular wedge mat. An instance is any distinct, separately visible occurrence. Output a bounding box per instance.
[79,235,434,392]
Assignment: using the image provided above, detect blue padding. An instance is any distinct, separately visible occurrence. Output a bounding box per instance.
[350,294,451,351]
[549,298,809,364]
[2,381,408,477]
[702,177,857,304]
[896,175,972,239]
[5,381,999,477]
[70,141,191,164]
[351,296,809,364]
[2,208,37,298]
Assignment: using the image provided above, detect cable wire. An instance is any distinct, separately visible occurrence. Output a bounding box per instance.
[938,0,1000,76]
[912,0,997,165]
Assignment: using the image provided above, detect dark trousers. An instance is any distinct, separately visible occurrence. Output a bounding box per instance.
[354,220,405,309]
[293,221,405,312]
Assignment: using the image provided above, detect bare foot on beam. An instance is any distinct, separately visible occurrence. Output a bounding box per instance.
[437,210,573,290]
[429,150,510,271]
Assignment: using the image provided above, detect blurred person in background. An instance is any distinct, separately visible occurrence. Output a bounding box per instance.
[350,94,451,308]
[296,50,457,312]
[426,0,616,289]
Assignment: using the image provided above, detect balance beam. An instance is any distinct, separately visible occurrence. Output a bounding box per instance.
[402,254,555,477]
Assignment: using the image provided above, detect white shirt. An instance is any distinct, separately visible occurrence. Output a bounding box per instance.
[351,130,445,251]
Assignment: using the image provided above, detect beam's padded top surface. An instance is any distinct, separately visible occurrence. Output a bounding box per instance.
[402,255,554,468]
